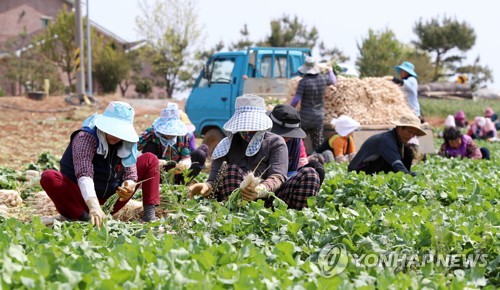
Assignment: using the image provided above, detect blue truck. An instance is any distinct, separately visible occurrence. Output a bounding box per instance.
[185,47,311,152]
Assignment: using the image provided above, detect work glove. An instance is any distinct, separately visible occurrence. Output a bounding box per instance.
[383,75,394,81]
[188,182,213,198]
[85,197,106,227]
[347,153,356,162]
[241,184,268,201]
[116,180,135,201]
[158,159,168,167]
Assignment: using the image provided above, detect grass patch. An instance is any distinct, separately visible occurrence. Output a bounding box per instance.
[420,97,499,120]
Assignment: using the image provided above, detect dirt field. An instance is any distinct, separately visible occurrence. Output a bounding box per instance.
[0,95,183,170]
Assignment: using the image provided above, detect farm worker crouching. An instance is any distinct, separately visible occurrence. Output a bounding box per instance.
[484,107,497,122]
[268,104,325,185]
[439,127,490,160]
[138,102,208,184]
[484,107,500,131]
[467,116,498,141]
[454,110,468,129]
[189,94,320,210]
[348,114,426,176]
[314,115,360,163]
[40,101,161,227]
[290,56,336,150]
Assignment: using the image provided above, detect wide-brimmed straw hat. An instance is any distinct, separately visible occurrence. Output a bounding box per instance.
[152,103,187,136]
[298,56,320,75]
[223,94,272,133]
[395,61,418,77]
[391,114,426,136]
[268,104,306,139]
[95,101,138,143]
[331,115,360,137]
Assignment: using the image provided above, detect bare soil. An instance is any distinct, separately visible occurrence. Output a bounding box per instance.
[0,94,184,170]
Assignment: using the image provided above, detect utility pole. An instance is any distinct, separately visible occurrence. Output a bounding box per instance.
[86,0,93,96]
[74,0,85,99]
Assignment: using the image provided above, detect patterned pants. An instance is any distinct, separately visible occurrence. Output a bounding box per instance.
[304,127,324,151]
[215,164,320,210]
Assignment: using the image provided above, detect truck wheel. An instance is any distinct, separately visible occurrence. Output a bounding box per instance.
[203,128,224,158]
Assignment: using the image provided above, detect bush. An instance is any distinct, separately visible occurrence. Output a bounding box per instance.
[135,78,152,97]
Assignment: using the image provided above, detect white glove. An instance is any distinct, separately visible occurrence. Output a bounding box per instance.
[85,197,105,227]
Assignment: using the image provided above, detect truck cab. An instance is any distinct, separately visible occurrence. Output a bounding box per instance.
[185,47,311,152]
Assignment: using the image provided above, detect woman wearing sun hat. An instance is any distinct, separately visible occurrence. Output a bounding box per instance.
[138,102,208,184]
[189,95,320,210]
[314,115,360,163]
[290,56,336,151]
[385,61,422,121]
[269,104,325,186]
[348,114,426,176]
[40,101,161,227]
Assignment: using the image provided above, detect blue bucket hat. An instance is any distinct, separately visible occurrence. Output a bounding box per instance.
[395,61,417,77]
[152,103,187,136]
[94,101,138,143]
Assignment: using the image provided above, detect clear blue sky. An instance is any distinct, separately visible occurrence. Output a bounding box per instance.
[88,0,499,90]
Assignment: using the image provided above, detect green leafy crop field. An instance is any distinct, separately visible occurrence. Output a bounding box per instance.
[0,140,498,289]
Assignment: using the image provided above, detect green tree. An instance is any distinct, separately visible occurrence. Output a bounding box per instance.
[399,44,434,84]
[258,15,318,48]
[136,0,204,98]
[413,16,476,81]
[229,24,254,50]
[118,49,143,97]
[318,41,350,64]
[456,56,493,90]
[37,6,76,88]
[92,37,131,94]
[356,29,404,77]
[3,31,64,95]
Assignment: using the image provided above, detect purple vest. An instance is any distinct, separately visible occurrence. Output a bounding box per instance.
[445,135,468,157]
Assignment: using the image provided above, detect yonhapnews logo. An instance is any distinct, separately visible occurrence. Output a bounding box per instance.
[315,243,490,277]
[317,243,348,277]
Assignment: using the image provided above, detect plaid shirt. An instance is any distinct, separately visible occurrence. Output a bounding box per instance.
[296,74,333,128]
[138,127,191,162]
[72,131,137,181]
